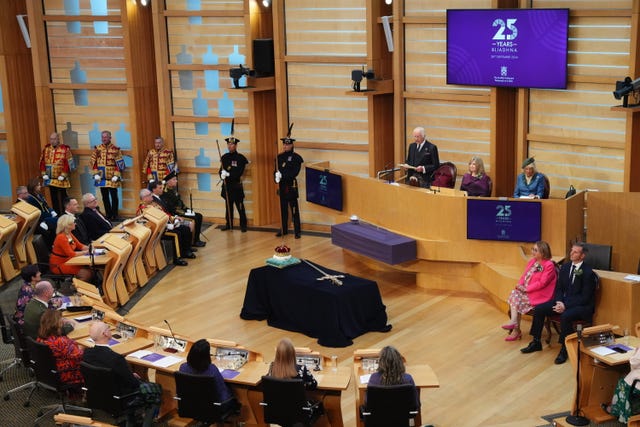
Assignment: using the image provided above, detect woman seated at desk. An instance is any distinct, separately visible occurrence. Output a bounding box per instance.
[37,310,84,389]
[179,339,237,408]
[604,347,640,423]
[460,156,492,197]
[502,240,557,342]
[267,338,317,390]
[367,346,420,409]
[13,264,62,324]
[49,214,93,282]
[513,157,545,199]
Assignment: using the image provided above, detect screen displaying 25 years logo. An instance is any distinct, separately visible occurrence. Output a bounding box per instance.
[492,18,518,40]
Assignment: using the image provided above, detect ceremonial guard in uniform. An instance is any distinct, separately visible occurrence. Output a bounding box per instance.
[142,136,176,184]
[219,135,248,232]
[274,125,303,238]
[39,132,74,214]
[90,130,124,220]
[161,171,206,247]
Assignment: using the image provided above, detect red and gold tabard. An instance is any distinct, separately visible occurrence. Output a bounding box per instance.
[39,144,74,189]
[142,148,176,182]
[90,142,124,188]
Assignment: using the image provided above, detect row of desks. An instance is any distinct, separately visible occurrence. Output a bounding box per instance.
[65,294,438,427]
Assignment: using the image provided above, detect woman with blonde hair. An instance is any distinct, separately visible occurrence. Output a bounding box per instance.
[268,338,317,390]
[460,156,492,197]
[49,214,93,281]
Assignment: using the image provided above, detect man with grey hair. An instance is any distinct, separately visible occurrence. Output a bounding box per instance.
[83,321,162,427]
[23,281,74,338]
[79,192,112,241]
[403,126,439,188]
[15,185,29,202]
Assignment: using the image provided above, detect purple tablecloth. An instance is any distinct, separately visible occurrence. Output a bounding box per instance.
[331,222,416,265]
[240,261,391,347]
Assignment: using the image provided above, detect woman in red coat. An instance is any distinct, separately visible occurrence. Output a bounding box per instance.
[37,310,84,388]
[49,214,92,281]
[502,240,557,341]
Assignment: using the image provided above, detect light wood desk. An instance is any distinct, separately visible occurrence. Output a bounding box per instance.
[593,270,640,333]
[10,201,40,268]
[565,324,640,424]
[0,215,18,284]
[110,220,151,290]
[353,349,439,427]
[66,253,115,305]
[141,207,169,274]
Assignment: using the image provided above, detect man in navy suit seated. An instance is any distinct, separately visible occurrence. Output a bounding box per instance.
[521,242,599,364]
[79,193,113,241]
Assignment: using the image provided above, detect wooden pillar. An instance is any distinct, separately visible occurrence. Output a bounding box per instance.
[0,0,41,196]
[624,2,640,191]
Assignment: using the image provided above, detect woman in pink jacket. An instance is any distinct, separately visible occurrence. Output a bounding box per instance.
[502,240,557,341]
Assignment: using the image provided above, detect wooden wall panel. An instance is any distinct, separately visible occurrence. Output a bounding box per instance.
[405,0,492,14]
[46,22,126,84]
[286,62,369,174]
[165,0,245,12]
[568,16,631,78]
[284,0,367,57]
[584,191,640,273]
[43,0,122,15]
[405,98,492,187]
[533,1,632,9]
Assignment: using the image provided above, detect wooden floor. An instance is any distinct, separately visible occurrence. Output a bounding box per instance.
[127,227,574,427]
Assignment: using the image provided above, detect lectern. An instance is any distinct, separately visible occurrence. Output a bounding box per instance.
[0,215,18,284]
[11,201,40,268]
[110,220,151,290]
[141,206,169,273]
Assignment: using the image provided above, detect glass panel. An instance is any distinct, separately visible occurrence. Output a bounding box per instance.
[43,0,121,16]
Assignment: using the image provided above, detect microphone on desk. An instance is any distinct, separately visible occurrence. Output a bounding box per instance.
[576,323,583,340]
[163,319,179,353]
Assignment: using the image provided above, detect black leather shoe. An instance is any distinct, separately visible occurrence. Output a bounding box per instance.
[275,231,287,237]
[184,252,196,259]
[241,228,247,233]
[173,259,188,266]
[520,340,542,354]
[220,225,231,231]
[193,240,206,247]
[554,346,568,364]
[190,248,198,252]
[295,233,301,239]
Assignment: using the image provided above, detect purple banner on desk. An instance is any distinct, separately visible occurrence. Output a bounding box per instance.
[141,353,165,362]
[221,369,240,379]
[331,222,416,265]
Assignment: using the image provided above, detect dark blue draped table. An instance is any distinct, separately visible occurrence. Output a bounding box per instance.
[240,261,391,347]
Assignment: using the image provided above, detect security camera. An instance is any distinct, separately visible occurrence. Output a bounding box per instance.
[229,65,256,89]
[351,68,375,92]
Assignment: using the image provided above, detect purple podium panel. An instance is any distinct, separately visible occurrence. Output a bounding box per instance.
[331,222,417,265]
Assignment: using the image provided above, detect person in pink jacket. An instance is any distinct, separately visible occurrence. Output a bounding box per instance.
[501,240,557,341]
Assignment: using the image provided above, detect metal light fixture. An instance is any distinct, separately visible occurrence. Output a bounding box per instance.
[385,0,392,4]
[262,0,271,7]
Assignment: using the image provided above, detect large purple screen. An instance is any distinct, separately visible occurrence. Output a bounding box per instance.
[467,199,541,242]
[447,9,569,89]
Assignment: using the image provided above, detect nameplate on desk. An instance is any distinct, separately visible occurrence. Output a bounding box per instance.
[221,369,240,380]
[128,350,183,368]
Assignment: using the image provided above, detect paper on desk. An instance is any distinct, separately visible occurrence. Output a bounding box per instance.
[128,350,183,368]
[591,346,617,356]
[221,369,240,380]
[360,373,371,384]
[624,274,640,282]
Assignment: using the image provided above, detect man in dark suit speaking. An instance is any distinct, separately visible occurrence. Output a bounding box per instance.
[521,242,599,364]
[404,126,439,188]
